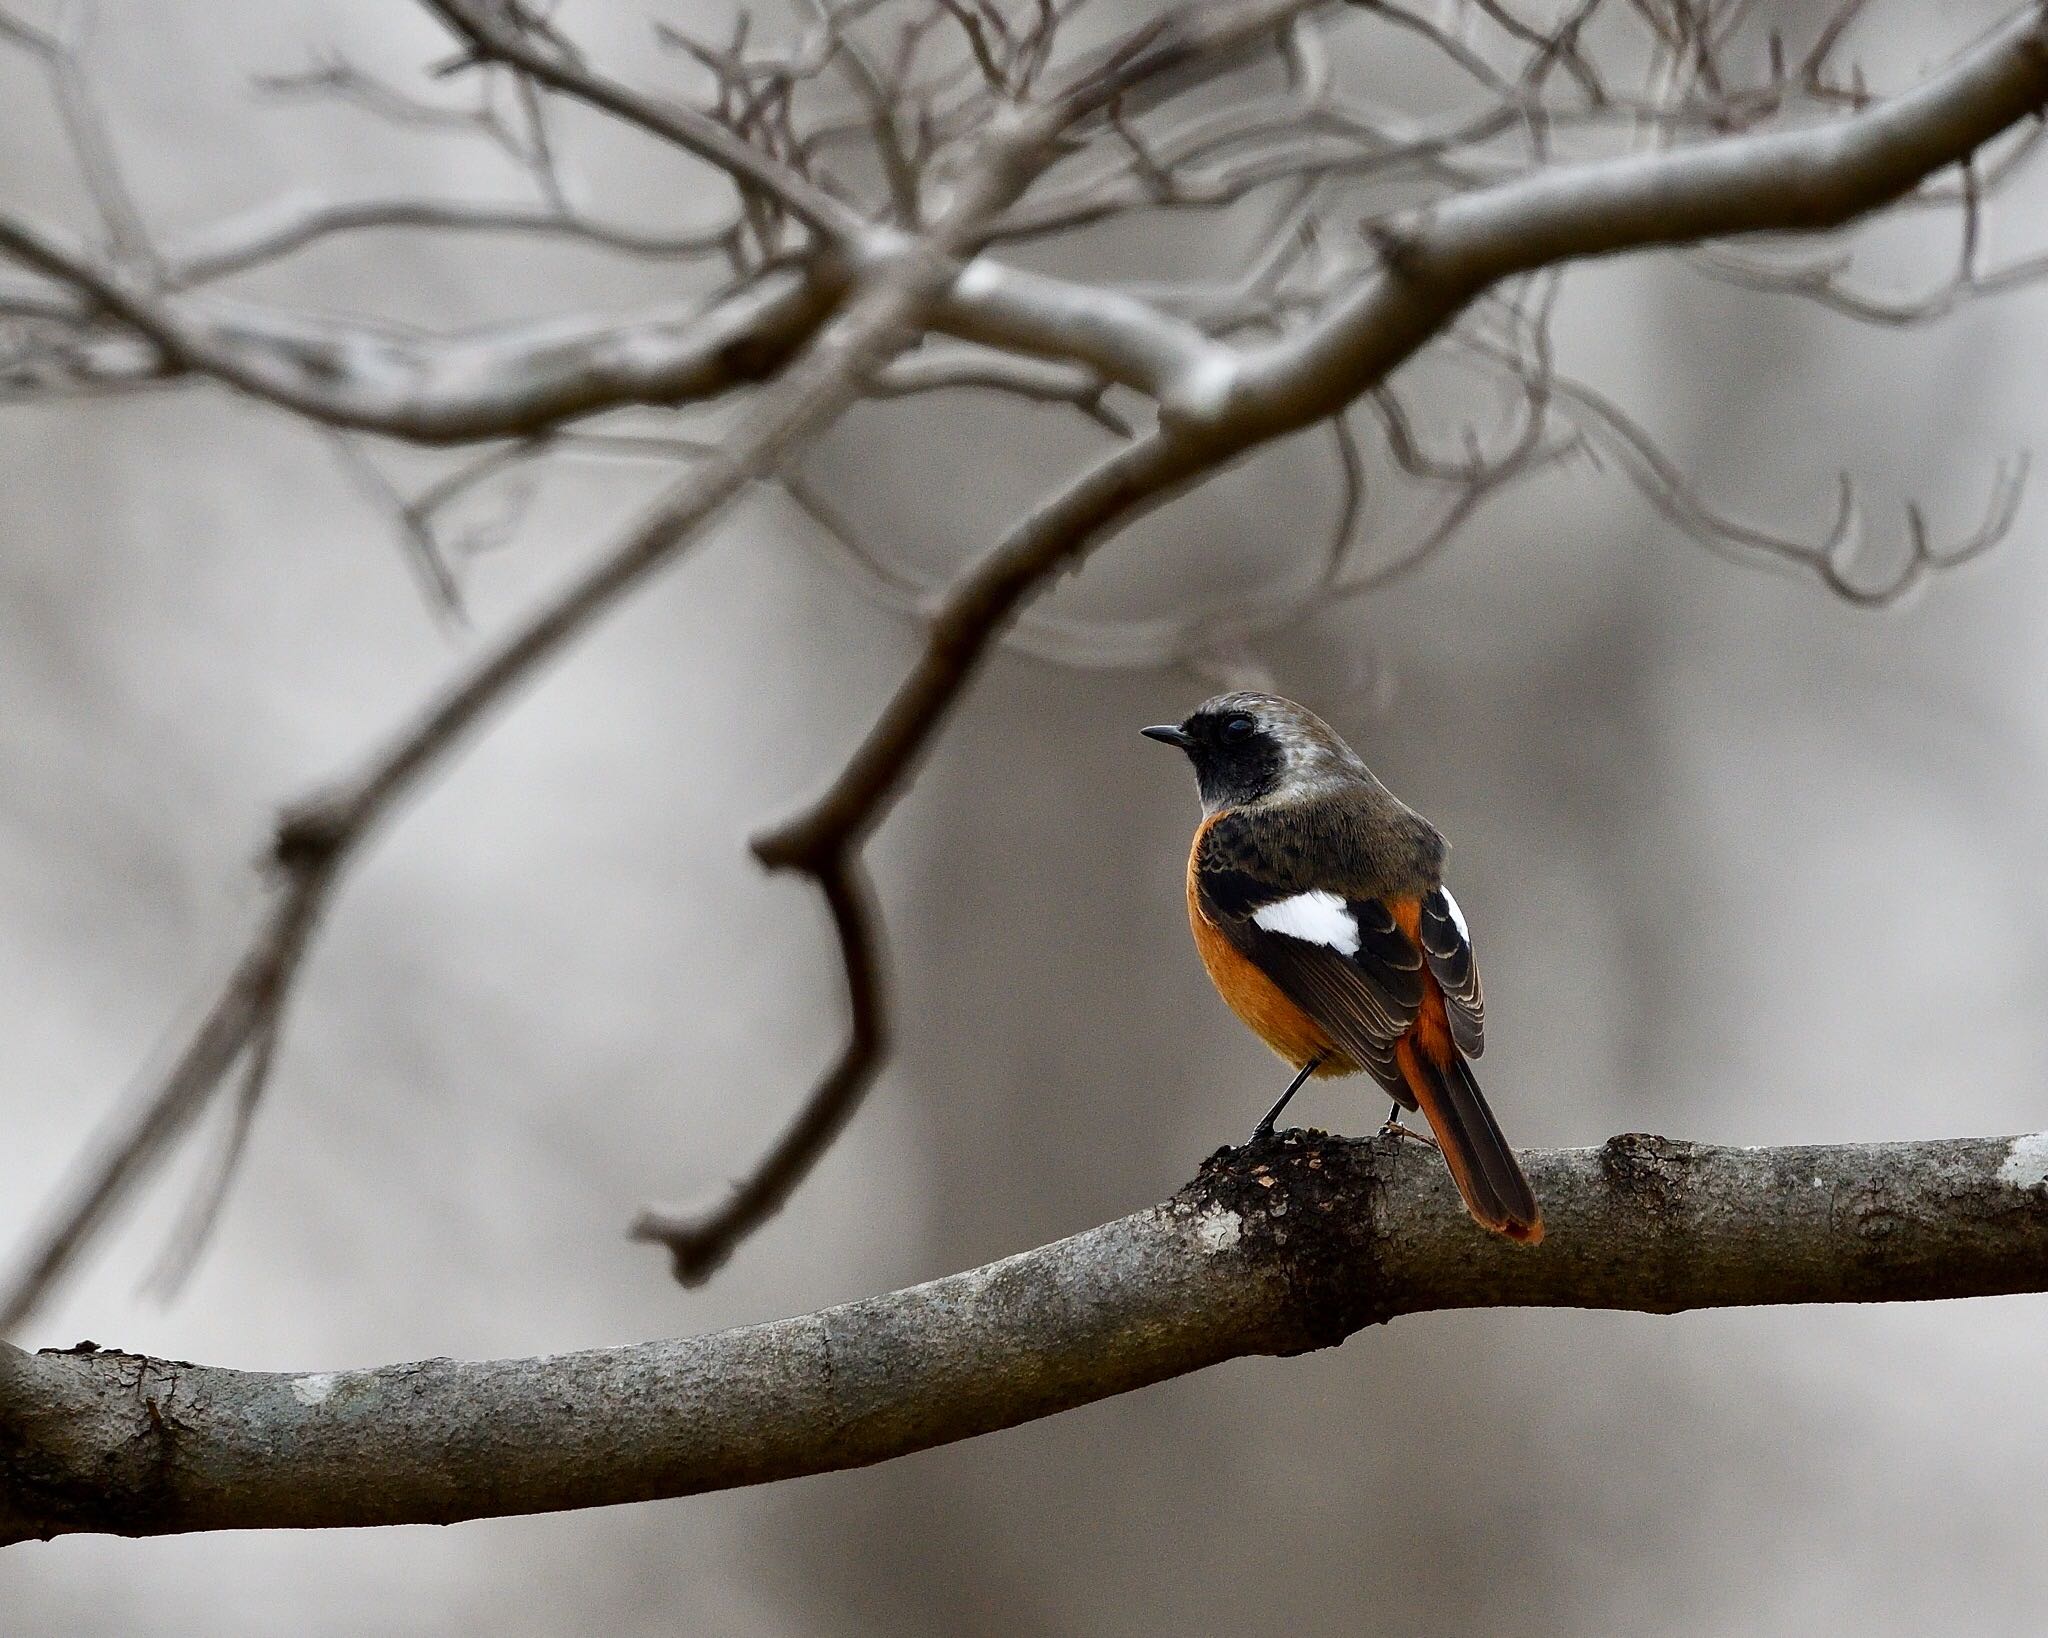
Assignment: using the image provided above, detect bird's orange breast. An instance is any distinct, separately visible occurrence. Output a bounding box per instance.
[1185,827,1356,1077]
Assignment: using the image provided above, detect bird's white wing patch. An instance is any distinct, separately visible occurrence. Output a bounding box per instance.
[1440,885,1470,941]
[1252,889,1360,956]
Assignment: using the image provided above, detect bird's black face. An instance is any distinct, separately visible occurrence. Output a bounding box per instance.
[1141,704,1285,809]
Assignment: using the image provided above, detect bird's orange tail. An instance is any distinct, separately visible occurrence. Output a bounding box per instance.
[1397,1042,1543,1244]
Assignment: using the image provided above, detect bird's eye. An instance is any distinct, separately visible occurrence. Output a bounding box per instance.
[1221,714,1256,744]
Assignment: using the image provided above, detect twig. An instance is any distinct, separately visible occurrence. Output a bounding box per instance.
[0,858,336,1334]
[326,432,470,623]
[753,427,1212,873]
[417,0,872,247]
[774,464,928,601]
[1555,368,2027,607]
[256,52,524,148]
[166,195,744,289]
[631,858,885,1284]
[144,994,289,1298]
[0,226,842,439]
[38,2,156,272]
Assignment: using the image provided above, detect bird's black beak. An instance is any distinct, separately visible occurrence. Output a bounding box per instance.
[1141,723,1194,750]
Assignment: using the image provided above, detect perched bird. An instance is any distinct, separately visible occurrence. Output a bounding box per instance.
[1144,692,1542,1243]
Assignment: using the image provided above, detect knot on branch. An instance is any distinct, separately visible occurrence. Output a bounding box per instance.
[1183,1128,1392,1354]
[749,823,829,875]
[713,329,806,386]
[1362,217,1430,282]
[271,795,353,873]
[1599,1131,1703,1220]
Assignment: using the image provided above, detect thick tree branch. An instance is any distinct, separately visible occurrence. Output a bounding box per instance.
[8,1128,2048,1544]
[0,241,1229,437]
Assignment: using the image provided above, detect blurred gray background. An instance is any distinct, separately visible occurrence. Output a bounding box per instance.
[7,2,2048,1633]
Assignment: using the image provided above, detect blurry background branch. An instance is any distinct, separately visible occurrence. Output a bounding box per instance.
[9,1127,2048,1544]
[5,0,2048,1331]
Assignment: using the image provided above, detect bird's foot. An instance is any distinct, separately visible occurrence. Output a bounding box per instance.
[1379,1119,1438,1152]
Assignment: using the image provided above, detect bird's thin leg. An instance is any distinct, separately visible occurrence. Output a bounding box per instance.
[1252,1056,1322,1138]
[1381,1100,1439,1151]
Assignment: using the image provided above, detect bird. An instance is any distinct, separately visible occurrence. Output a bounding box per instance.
[1143,691,1542,1244]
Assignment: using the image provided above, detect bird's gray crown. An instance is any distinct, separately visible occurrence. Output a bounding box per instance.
[1187,691,1371,806]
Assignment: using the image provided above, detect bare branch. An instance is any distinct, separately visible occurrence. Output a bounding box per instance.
[143,996,287,1299]
[32,2,155,271]
[326,432,470,622]
[933,258,1233,403]
[1559,369,2027,607]
[631,857,886,1284]
[10,1128,2048,1541]
[331,427,726,623]
[0,9,59,52]
[868,346,1129,431]
[1802,0,1876,95]
[165,195,744,289]
[622,0,1335,1274]
[791,403,1359,676]
[0,234,839,438]
[256,53,524,146]
[0,234,1214,440]
[1233,8,2048,425]
[773,465,927,603]
[1689,223,2048,329]
[0,859,337,1338]
[754,425,1212,870]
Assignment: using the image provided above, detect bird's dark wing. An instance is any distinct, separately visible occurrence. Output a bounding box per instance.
[1418,885,1483,1057]
[1194,813,1424,1098]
